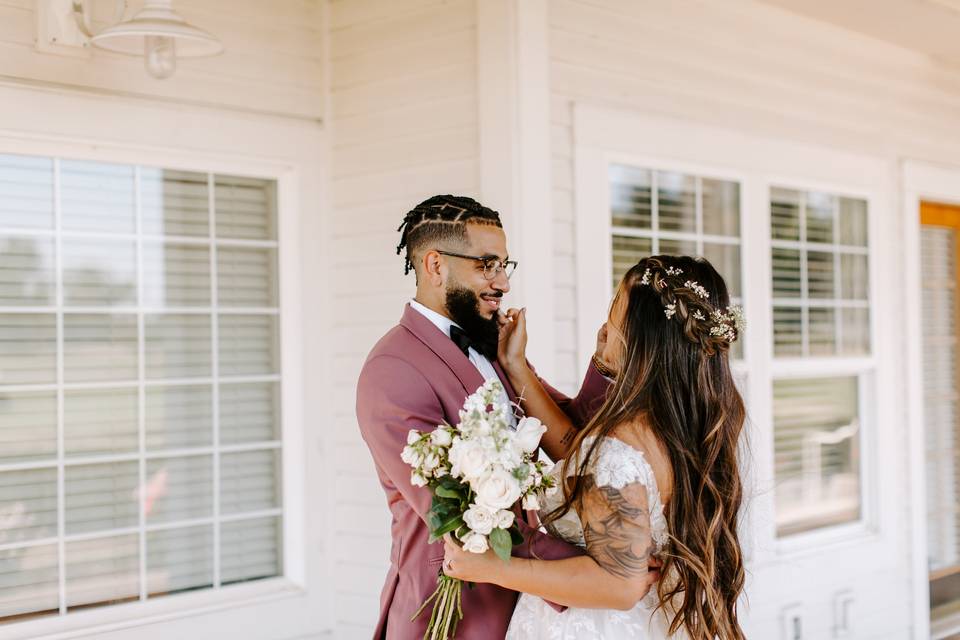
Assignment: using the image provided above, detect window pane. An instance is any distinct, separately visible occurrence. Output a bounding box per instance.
[0,544,59,619]
[772,248,801,298]
[221,516,282,586]
[774,376,861,536]
[701,178,740,237]
[147,526,213,597]
[65,462,139,535]
[221,382,280,444]
[612,235,651,288]
[773,306,803,357]
[62,239,136,307]
[65,535,139,611]
[221,450,280,515]
[0,155,53,229]
[0,468,57,542]
[840,254,869,300]
[805,192,835,244]
[702,243,741,298]
[218,314,279,376]
[609,165,652,229]
[217,247,278,308]
[64,388,138,457]
[0,236,54,306]
[0,313,56,384]
[144,314,212,379]
[145,384,212,450]
[63,314,137,383]
[656,172,696,233]
[807,251,835,299]
[142,242,211,308]
[658,237,697,256]
[771,188,801,241]
[0,391,56,464]
[215,176,277,241]
[808,307,836,356]
[839,197,868,247]
[841,308,871,355]
[141,169,209,237]
[61,161,135,234]
[145,456,213,524]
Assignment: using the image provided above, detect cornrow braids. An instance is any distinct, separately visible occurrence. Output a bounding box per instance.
[396,195,503,275]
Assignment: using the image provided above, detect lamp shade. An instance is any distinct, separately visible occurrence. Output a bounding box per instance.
[90,0,223,58]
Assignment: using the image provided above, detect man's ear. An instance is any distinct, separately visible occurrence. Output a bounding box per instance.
[422,249,444,286]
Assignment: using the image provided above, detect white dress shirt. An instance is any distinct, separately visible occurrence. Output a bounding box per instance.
[410,299,516,427]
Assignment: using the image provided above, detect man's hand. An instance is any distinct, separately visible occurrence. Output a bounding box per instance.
[593,323,618,378]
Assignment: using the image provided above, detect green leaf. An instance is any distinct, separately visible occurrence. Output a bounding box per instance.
[490,528,512,563]
[509,526,524,546]
[428,514,464,542]
[434,486,463,500]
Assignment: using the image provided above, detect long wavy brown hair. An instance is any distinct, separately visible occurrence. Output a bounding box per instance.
[543,255,747,640]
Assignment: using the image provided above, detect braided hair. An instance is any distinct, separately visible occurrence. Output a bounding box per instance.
[396,195,503,276]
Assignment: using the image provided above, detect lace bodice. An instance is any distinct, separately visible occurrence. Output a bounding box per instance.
[506,436,681,640]
[540,435,669,553]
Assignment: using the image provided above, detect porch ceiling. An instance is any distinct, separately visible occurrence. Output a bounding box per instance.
[757,0,960,66]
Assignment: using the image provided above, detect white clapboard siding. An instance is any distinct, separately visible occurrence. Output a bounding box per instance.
[328,0,480,635]
[547,0,960,394]
[0,1,324,120]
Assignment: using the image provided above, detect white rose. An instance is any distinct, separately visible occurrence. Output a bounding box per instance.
[522,493,541,511]
[400,445,418,465]
[449,439,489,481]
[495,509,515,529]
[463,504,496,535]
[411,471,428,487]
[514,417,546,454]
[407,431,421,445]
[461,532,489,554]
[475,468,522,511]
[431,428,453,447]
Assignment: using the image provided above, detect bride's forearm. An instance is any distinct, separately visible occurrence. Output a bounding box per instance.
[493,555,647,611]
[505,364,578,460]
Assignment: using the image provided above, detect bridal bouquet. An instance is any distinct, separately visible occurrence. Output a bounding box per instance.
[402,378,556,640]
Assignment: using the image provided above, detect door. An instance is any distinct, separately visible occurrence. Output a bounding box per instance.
[920,201,960,636]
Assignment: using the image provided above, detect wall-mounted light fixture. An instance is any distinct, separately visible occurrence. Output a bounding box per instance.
[72,0,223,79]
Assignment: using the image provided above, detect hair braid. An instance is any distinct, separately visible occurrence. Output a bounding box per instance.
[395,195,503,276]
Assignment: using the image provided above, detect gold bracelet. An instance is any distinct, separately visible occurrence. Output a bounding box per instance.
[591,353,616,379]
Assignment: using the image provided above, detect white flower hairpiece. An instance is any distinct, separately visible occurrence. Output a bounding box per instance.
[684,280,710,300]
[709,305,746,342]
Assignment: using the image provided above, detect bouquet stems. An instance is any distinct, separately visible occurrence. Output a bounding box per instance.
[411,572,464,640]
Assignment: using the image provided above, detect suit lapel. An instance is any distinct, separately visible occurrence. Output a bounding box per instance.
[399,304,486,396]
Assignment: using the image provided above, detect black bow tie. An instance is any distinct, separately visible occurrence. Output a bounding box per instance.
[449,325,475,358]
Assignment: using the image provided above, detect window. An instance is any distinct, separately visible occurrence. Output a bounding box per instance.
[609,164,743,357]
[770,187,871,538]
[0,155,283,623]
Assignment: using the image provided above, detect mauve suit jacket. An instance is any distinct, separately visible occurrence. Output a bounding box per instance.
[355,304,612,640]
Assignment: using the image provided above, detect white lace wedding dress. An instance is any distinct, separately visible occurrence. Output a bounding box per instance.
[506,436,686,640]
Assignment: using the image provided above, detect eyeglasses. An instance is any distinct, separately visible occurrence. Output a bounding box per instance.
[436,251,518,280]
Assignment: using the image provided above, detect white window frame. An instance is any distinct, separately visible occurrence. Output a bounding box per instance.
[902,159,960,640]
[573,104,898,569]
[0,84,326,640]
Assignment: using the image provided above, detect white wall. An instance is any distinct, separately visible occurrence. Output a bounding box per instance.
[0,0,324,120]
[326,1,480,637]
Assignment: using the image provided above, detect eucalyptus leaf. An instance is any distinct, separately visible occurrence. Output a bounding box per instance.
[490,527,512,563]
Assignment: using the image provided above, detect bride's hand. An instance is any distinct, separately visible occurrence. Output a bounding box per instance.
[497,307,528,375]
[442,534,503,584]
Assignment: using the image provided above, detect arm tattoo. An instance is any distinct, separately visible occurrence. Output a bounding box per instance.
[579,475,655,580]
[560,428,577,447]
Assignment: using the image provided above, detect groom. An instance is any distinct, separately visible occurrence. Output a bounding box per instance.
[356,195,613,639]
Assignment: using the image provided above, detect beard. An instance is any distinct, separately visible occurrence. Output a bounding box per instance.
[445,285,501,360]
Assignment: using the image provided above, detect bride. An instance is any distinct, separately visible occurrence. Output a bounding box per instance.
[442,255,748,639]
